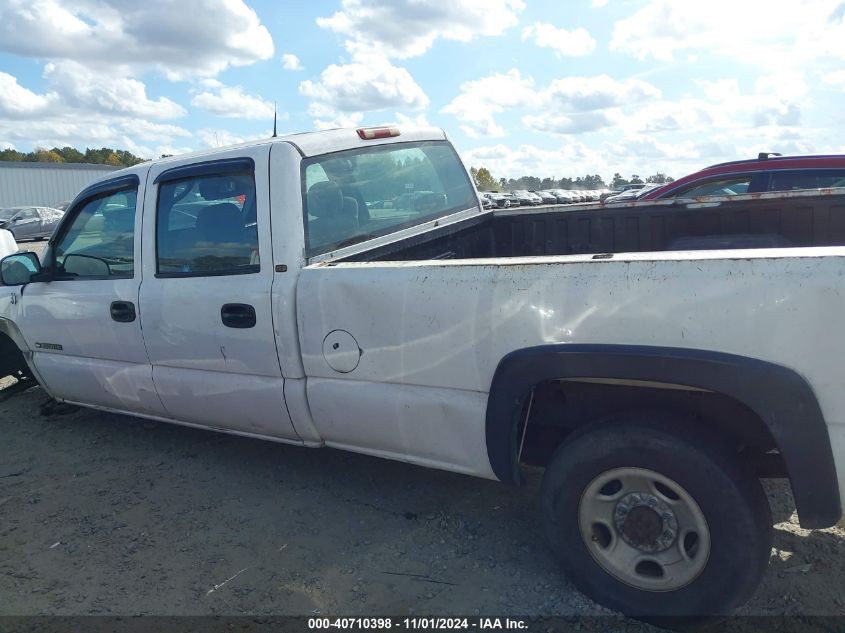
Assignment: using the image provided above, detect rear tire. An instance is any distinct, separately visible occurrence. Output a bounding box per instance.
[540,413,772,623]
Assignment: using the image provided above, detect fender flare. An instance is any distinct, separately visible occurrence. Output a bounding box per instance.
[0,316,30,353]
[0,316,51,393]
[486,344,841,529]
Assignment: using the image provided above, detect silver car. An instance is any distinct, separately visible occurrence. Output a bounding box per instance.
[0,206,64,241]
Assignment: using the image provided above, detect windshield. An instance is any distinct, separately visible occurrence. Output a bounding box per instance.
[0,208,20,220]
[302,140,477,256]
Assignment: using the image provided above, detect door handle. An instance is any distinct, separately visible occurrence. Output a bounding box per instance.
[221,303,256,328]
[110,300,136,323]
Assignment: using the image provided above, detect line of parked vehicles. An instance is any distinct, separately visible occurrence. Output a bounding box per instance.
[479,188,610,209]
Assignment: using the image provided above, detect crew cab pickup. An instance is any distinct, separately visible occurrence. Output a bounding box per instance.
[1,126,844,621]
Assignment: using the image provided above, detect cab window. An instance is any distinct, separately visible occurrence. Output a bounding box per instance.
[302,140,477,256]
[53,189,137,279]
[156,172,259,277]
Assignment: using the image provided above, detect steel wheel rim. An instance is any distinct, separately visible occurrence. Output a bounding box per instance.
[578,466,711,592]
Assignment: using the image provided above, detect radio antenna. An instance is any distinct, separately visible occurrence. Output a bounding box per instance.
[272,102,277,138]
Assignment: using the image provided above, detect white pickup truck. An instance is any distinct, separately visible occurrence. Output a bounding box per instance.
[1,126,843,621]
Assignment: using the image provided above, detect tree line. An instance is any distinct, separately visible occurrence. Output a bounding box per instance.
[0,146,677,189]
[0,146,147,168]
[471,166,674,192]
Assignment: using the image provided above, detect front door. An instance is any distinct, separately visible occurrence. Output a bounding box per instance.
[14,171,167,416]
[138,148,299,441]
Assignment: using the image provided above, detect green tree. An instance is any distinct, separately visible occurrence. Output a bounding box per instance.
[610,173,628,188]
[53,146,85,163]
[28,149,64,163]
[104,152,123,167]
[472,167,498,191]
[645,172,673,184]
[0,148,24,162]
[630,174,644,184]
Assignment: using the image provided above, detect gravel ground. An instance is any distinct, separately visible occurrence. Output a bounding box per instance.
[1,378,844,628]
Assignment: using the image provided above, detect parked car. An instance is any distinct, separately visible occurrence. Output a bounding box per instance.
[478,193,495,210]
[546,189,572,203]
[3,125,845,621]
[482,192,511,208]
[601,184,645,202]
[532,190,558,204]
[500,192,520,207]
[603,183,663,204]
[0,206,64,241]
[641,153,845,200]
[513,190,541,206]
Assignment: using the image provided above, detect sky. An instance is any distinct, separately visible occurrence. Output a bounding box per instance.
[0,0,844,182]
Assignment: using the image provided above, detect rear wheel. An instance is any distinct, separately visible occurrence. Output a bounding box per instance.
[540,414,772,622]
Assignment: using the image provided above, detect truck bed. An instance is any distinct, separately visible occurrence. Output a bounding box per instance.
[343,189,845,262]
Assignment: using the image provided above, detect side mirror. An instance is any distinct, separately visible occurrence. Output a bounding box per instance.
[63,253,111,277]
[0,252,42,286]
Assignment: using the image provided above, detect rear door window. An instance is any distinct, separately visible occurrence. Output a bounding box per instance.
[766,169,845,192]
[156,171,259,276]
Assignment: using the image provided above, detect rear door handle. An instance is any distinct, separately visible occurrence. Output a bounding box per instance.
[110,300,136,323]
[221,303,256,328]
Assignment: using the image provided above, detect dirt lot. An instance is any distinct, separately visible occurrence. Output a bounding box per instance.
[1,378,844,627]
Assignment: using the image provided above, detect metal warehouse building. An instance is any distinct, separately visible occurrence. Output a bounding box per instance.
[0,161,120,208]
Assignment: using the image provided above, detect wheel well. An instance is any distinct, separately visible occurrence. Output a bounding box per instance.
[518,379,787,479]
[0,331,30,380]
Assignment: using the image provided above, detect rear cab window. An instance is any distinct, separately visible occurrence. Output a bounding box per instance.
[301,140,477,256]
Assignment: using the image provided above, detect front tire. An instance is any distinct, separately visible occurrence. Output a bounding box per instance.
[540,414,772,622]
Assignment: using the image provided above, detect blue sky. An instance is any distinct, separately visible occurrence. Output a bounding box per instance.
[1,0,844,182]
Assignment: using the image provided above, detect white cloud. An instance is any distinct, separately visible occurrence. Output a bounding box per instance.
[462,142,606,178]
[522,111,616,135]
[44,61,185,120]
[0,72,54,118]
[821,69,845,87]
[119,120,192,143]
[392,112,431,127]
[609,0,845,70]
[542,75,661,111]
[282,54,303,71]
[0,0,274,78]
[317,0,525,59]
[441,69,538,138]
[299,49,429,121]
[312,112,365,131]
[521,22,596,57]
[443,71,661,138]
[196,128,247,148]
[591,0,608,6]
[191,84,276,120]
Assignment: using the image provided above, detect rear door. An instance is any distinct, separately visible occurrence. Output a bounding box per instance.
[138,147,299,440]
[14,171,168,415]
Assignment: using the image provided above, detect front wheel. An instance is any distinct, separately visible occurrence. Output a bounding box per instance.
[540,414,772,622]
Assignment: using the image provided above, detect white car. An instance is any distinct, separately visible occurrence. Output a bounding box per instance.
[0,228,17,260]
[1,126,844,621]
